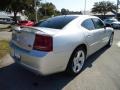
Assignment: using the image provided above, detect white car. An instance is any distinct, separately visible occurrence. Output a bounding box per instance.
[112,21,120,29]
[104,18,120,29]
[10,15,114,75]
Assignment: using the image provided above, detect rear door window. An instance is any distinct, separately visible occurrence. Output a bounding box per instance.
[81,19,95,30]
[92,18,104,29]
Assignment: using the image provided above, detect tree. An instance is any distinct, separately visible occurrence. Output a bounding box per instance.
[91,1,116,16]
[39,2,56,16]
[0,0,37,23]
[61,8,69,15]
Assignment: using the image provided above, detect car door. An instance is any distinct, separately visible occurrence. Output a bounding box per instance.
[92,18,106,49]
[81,18,101,55]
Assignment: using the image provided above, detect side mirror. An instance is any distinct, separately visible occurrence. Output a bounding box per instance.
[105,24,111,27]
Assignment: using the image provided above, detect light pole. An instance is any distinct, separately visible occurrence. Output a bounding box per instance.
[116,0,119,19]
[84,0,86,15]
[45,0,47,16]
[34,0,38,23]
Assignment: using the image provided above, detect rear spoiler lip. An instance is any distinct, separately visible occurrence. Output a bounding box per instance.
[11,26,53,38]
[11,25,59,36]
[12,25,45,34]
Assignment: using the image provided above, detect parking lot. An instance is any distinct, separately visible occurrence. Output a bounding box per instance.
[0,30,120,90]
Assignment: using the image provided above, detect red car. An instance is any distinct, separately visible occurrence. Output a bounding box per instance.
[18,20,35,26]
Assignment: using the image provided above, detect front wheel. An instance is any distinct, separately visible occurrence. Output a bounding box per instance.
[106,33,114,47]
[66,47,86,76]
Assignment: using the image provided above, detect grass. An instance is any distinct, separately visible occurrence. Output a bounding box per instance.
[0,24,11,32]
[0,27,11,32]
[0,40,10,59]
[0,28,11,32]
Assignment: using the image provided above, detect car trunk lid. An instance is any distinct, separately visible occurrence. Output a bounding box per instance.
[11,26,59,51]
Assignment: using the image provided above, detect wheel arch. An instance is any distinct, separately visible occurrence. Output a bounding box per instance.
[112,31,114,35]
[66,43,87,69]
[74,44,87,55]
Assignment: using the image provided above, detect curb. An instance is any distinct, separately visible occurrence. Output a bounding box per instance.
[0,54,14,68]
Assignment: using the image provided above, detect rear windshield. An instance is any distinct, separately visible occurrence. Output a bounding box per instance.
[34,16,78,29]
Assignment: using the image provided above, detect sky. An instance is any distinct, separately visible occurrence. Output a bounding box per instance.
[41,0,117,11]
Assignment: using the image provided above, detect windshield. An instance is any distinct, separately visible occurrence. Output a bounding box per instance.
[34,16,78,29]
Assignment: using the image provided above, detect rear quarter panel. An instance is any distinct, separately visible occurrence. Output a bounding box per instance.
[105,27,114,41]
[52,26,87,69]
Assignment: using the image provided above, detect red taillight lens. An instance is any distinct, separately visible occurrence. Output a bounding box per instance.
[33,34,53,52]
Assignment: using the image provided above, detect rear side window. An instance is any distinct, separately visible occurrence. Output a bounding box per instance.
[92,18,104,29]
[81,19,95,30]
[34,16,78,29]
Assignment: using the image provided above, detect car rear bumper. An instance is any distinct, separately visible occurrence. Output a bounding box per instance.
[10,42,69,75]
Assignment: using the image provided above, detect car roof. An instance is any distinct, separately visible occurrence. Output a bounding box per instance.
[35,15,99,29]
[63,15,99,22]
[56,15,99,22]
[61,15,99,21]
[0,15,11,19]
[58,15,97,19]
[58,15,99,29]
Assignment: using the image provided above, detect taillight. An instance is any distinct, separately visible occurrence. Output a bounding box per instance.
[33,34,53,52]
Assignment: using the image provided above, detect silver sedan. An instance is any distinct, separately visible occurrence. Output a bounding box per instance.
[10,15,114,75]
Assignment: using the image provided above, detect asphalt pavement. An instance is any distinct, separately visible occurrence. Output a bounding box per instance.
[0,30,120,90]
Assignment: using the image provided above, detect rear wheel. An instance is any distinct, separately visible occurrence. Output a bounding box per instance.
[66,47,86,75]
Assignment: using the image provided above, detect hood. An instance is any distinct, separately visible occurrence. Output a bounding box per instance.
[112,22,120,24]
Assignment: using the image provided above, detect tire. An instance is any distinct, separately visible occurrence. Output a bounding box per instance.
[66,47,86,76]
[106,33,114,47]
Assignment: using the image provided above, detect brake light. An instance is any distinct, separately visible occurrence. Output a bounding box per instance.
[33,34,53,52]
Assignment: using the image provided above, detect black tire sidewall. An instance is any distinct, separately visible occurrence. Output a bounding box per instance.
[107,34,114,47]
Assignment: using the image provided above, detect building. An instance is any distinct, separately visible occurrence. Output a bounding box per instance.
[0,11,28,21]
[82,11,115,20]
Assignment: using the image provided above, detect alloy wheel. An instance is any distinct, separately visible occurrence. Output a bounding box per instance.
[72,50,85,73]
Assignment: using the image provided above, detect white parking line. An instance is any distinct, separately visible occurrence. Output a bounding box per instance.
[117,41,120,47]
